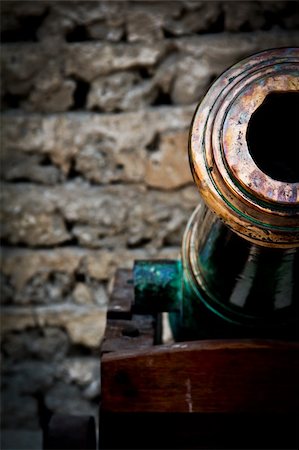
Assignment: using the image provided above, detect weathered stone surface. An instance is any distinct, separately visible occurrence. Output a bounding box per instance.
[1,247,82,292]
[26,78,75,113]
[164,2,222,36]
[1,429,42,450]
[72,281,108,307]
[1,328,69,361]
[71,225,124,248]
[145,130,192,188]
[0,150,61,185]
[65,41,167,81]
[87,71,158,112]
[2,41,165,110]
[282,5,299,29]
[171,56,212,104]
[222,1,299,32]
[0,209,70,247]
[171,30,299,103]
[1,0,48,19]
[1,356,100,405]
[45,381,97,416]
[36,9,74,43]
[1,44,46,95]
[58,357,100,388]
[12,272,74,305]
[1,43,75,112]
[1,110,198,250]
[2,30,298,112]
[1,182,198,247]
[1,356,100,438]
[72,282,93,305]
[127,9,164,43]
[1,305,106,348]
[174,31,299,76]
[1,390,39,429]
[87,19,124,42]
[1,355,100,393]
[2,107,194,174]
[87,71,139,111]
[223,2,265,31]
[92,283,108,307]
[2,1,297,48]
[2,360,55,395]
[83,378,101,400]
[153,53,179,95]
[0,272,14,304]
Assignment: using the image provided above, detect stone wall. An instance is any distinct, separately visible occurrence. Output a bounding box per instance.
[1,0,299,440]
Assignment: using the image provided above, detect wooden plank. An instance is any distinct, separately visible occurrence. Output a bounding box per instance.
[101,339,299,414]
[107,269,134,319]
[101,315,155,354]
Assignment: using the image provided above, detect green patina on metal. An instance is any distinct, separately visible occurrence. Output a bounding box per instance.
[133,260,182,313]
[133,248,298,341]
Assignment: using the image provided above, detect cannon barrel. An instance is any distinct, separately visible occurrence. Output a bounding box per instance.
[134,48,299,341]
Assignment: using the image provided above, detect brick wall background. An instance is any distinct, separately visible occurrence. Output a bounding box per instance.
[1,0,299,445]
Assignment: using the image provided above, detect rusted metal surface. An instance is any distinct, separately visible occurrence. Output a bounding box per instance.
[189,48,299,248]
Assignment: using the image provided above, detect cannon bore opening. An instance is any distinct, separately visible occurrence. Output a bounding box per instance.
[246,92,299,183]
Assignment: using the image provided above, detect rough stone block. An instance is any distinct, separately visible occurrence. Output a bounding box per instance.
[2,360,56,395]
[1,390,39,429]
[127,9,164,43]
[171,56,212,105]
[57,357,100,388]
[1,304,106,348]
[1,107,194,175]
[0,209,70,247]
[1,328,70,361]
[87,19,124,42]
[2,30,298,112]
[0,150,61,185]
[1,429,42,450]
[64,41,168,81]
[145,130,192,188]
[164,2,222,35]
[87,71,158,112]
[45,381,98,416]
[1,181,198,248]
[174,31,299,76]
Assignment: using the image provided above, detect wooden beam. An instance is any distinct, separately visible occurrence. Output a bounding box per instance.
[101,339,299,414]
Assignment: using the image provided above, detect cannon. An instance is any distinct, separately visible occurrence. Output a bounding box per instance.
[134,47,299,342]
[44,48,299,449]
